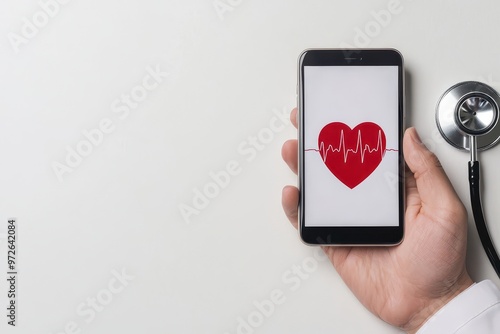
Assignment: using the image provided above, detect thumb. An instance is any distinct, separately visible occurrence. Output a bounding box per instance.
[403,127,462,211]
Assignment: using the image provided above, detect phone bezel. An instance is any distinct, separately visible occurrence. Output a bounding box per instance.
[298,49,405,245]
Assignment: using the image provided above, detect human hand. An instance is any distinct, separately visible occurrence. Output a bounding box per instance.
[281,108,474,333]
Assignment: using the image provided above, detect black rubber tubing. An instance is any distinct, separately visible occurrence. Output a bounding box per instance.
[469,161,500,278]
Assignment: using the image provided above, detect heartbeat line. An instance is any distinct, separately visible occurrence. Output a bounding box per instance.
[305,129,397,163]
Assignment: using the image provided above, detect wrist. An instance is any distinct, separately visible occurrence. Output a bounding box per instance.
[402,273,474,334]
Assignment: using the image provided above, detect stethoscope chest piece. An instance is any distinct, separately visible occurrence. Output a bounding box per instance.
[436,81,500,151]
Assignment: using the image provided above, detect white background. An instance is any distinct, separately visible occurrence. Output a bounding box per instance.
[0,0,500,333]
[304,66,399,226]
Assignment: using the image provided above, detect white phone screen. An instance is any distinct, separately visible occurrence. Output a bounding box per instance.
[303,65,400,227]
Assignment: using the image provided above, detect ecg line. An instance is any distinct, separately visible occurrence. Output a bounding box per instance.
[305,129,397,163]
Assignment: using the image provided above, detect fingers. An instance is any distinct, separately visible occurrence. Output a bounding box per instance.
[282,108,298,174]
[282,108,299,228]
[291,107,298,129]
[282,185,299,229]
[403,127,463,213]
[282,139,298,174]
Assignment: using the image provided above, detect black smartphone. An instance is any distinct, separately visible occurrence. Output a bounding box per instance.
[298,49,404,245]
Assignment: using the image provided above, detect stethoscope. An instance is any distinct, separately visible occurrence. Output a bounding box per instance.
[436,81,500,278]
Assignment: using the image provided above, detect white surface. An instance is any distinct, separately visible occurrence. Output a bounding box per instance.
[0,0,499,333]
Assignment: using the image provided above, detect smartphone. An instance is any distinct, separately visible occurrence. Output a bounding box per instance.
[298,49,404,245]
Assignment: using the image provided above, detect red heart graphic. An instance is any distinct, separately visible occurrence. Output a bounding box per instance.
[317,122,386,189]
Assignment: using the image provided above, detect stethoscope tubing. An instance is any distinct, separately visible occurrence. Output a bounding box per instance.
[469,160,500,277]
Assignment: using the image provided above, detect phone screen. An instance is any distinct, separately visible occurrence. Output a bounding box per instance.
[298,49,404,244]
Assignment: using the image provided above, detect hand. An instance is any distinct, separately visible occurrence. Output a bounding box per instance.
[281,108,474,333]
